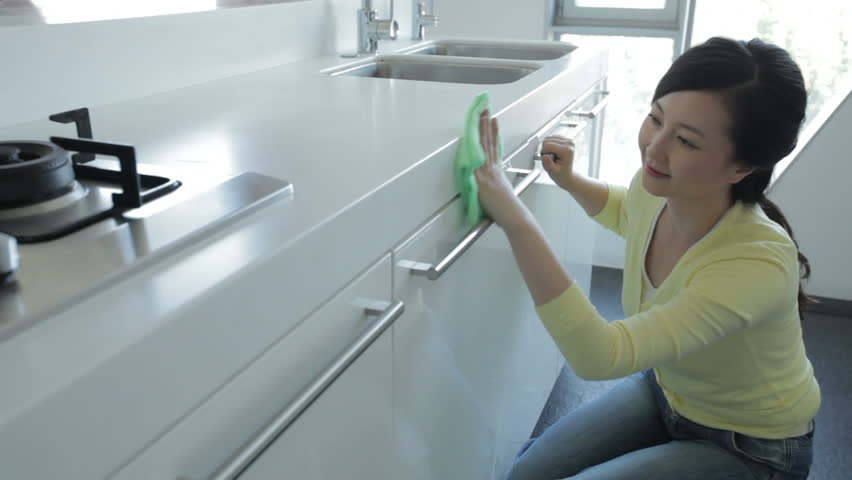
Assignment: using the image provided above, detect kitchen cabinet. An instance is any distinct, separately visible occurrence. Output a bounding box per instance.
[111,254,399,480]
[391,140,572,480]
[236,330,396,480]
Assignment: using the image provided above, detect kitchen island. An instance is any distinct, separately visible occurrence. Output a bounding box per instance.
[0,38,606,479]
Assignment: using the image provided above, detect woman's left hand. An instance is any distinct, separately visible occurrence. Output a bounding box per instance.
[474,109,531,232]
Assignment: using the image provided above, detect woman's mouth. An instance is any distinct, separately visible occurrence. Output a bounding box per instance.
[645,164,670,178]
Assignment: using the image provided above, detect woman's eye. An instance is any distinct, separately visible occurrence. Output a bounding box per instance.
[647,113,661,125]
[677,136,698,149]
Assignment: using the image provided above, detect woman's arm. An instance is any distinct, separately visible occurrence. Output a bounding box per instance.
[474,112,574,305]
[540,136,610,217]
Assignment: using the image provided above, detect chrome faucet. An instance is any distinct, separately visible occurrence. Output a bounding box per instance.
[357,0,399,55]
[412,1,437,40]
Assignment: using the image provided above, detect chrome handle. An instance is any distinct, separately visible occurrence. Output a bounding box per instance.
[186,301,405,480]
[535,120,589,165]
[369,18,399,41]
[407,168,542,280]
[555,119,590,140]
[569,90,610,119]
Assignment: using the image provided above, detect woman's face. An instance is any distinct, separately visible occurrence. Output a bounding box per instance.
[637,90,753,202]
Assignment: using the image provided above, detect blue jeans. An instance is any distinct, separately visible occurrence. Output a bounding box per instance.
[505,370,814,479]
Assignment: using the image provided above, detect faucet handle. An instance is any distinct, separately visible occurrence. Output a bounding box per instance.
[370,18,399,41]
[413,1,437,40]
[418,13,437,27]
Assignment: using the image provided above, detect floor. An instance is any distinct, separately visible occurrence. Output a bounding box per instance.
[531,266,852,480]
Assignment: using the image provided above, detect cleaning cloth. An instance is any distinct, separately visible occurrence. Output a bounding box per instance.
[454,92,503,228]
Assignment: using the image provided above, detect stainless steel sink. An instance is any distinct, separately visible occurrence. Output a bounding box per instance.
[325,55,540,85]
[402,40,575,61]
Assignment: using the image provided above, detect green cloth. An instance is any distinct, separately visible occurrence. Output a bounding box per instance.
[454,92,503,228]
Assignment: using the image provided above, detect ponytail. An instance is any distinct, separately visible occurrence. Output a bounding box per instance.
[732,169,813,322]
[757,196,814,321]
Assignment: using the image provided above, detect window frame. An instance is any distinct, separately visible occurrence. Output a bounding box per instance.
[551,0,696,57]
[548,0,696,184]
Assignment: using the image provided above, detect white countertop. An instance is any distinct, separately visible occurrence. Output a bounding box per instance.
[0,37,606,478]
[2,38,604,259]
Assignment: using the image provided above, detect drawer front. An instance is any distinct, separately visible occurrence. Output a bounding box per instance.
[112,254,394,480]
[533,79,608,180]
[236,329,395,480]
[391,140,562,480]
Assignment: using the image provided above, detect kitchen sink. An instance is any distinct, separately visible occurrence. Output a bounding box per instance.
[325,55,540,85]
[401,40,576,61]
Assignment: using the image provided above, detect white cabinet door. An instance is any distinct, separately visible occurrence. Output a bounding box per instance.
[237,330,395,480]
[112,254,398,480]
[391,141,571,480]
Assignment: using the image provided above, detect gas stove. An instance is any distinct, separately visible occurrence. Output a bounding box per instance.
[0,108,293,338]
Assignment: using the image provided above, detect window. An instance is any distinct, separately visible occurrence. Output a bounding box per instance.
[553,1,691,186]
[556,0,686,33]
[691,0,852,132]
[552,0,851,186]
[561,34,674,187]
[576,0,666,8]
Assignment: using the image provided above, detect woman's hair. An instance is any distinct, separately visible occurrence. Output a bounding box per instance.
[652,36,813,320]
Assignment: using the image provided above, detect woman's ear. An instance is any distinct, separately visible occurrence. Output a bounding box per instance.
[729,165,757,185]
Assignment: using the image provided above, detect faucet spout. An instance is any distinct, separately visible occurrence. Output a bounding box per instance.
[357,1,399,55]
[412,1,438,41]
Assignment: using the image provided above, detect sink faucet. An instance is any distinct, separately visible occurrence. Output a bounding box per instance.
[357,0,399,55]
[412,1,438,40]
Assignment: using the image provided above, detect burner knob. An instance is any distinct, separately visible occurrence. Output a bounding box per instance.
[0,233,19,283]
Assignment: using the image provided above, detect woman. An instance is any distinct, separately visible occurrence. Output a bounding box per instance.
[475,37,821,480]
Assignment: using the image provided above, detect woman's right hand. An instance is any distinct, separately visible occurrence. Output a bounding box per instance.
[540,135,577,191]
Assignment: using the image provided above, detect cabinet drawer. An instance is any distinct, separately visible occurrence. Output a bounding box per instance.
[112,254,395,480]
[391,140,562,479]
[237,329,395,480]
[532,80,608,180]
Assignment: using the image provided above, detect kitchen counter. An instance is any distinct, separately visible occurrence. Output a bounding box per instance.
[0,37,606,478]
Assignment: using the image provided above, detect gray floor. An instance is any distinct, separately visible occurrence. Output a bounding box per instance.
[531,266,852,480]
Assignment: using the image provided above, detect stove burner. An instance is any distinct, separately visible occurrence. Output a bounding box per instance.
[0,141,75,209]
[0,108,182,243]
[0,146,24,165]
[0,182,88,220]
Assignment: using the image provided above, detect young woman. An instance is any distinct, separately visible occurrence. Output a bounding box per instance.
[475,37,821,480]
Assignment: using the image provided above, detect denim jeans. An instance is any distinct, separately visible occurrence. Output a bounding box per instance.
[504,370,814,480]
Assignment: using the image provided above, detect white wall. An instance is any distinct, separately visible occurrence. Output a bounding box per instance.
[0,0,410,128]
[431,1,549,41]
[768,87,852,301]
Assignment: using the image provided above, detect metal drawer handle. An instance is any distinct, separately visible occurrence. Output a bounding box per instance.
[407,167,542,281]
[547,119,589,142]
[569,90,609,119]
[178,300,405,480]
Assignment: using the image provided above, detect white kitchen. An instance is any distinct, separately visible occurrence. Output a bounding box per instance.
[0,1,849,479]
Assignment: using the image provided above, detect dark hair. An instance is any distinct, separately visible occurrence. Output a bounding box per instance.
[653,36,813,320]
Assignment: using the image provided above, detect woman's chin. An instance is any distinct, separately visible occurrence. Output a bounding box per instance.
[641,169,668,197]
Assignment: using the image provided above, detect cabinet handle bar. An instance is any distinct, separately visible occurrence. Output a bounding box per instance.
[410,167,541,281]
[177,300,405,480]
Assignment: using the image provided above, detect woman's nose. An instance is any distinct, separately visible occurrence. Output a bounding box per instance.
[644,132,668,163]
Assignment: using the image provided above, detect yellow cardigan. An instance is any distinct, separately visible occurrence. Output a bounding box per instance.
[536,170,821,439]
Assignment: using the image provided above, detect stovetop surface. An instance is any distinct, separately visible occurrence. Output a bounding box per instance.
[0,160,292,341]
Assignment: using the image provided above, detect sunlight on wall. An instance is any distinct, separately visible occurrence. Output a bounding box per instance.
[28,0,218,24]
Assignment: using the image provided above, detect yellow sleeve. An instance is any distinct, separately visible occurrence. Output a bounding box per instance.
[589,170,638,238]
[535,251,795,381]
[590,182,628,237]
